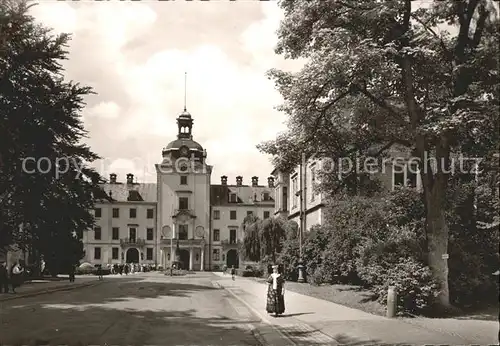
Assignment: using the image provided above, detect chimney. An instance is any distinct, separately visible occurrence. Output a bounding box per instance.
[251,176,258,187]
[268,176,275,188]
[126,173,134,185]
[236,176,243,186]
[109,173,117,184]
[221,175,227,185]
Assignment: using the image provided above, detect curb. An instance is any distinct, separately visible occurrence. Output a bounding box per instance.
[218,280,297,346]
[0,280,103,302]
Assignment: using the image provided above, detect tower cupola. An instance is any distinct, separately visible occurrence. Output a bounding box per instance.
[177,108,193,140]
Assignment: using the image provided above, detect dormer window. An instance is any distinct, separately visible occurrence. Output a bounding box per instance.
[229,193,237,203]
[263,192,270,201]
[127,190,143,201]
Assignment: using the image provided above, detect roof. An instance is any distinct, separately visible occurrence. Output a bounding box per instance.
[98,183,157,203]
[95,182,275,206]
[210,184,274,206]
[165,138,203,151]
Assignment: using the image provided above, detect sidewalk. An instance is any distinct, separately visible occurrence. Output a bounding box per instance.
[213,273,498,345]
[0,276,101,302]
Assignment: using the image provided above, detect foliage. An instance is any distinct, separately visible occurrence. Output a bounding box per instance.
[360,256,440,315]
[240,215,288,264]
[260,217,287,263]
[240,214,262,262]
[0,1,106,273]
[445,172,499,306]
[261,0,499,307]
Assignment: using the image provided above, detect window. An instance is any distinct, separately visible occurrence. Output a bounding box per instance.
[264,211,270,219]
[178,224,188,240]
[129,208,137,218]
[112,208,119,218]
[180,175,187,185]
[76,230,83,239]
[112,227,119,240]
[229,193,237,203]
[247,211,253,216]
[283,186,288,211]
[179,197,189,210]
[94,247,101,260]
[146,228,154,241]
[393,163,405,189]
[213,210,220,220]
[229,229,236,244]
[94,208,101,218]
[147,208,154,219]
[406,164,418,188]
[292,176,298,208]
[213,249,220,261]
[230,210,237,220]
[213,229,220,241]
[263,192,270,201]
[112,247,119,260]
[94,227,101,240]
[146,248,153,260]
[311,167,316,201]
[129,227,136,241]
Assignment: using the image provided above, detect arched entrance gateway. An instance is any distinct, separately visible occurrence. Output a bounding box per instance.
[178,249,190,270]
[226,249,239,269]
[126,248,139,263]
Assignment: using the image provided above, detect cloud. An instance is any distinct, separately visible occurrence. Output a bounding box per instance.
[84,102,121,120]
[30,1,299,184]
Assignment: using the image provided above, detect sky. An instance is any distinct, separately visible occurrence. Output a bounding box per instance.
[29,0,303,185]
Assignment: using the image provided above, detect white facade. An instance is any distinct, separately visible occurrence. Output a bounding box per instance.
[271,159,325,232]
[272,147,423,230]
[210,175,274,270]
[82,181,158,267]
[81,109,275,270]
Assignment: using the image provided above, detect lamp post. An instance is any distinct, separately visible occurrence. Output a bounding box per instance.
[297,154,306,283]
[170,224,175,276]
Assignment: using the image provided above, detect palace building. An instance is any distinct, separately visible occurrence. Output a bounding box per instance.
[81,108,275,270]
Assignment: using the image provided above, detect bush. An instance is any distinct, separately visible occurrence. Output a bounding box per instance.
[242,270,254,277]
[359,256,439,314]
[96,269,111,276]
[75,266,94,275]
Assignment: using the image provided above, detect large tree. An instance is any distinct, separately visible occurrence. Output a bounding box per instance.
[0,1,105,273]
[260,0,499,308]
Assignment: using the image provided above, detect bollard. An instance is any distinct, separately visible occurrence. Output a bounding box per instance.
[386,286,397,318]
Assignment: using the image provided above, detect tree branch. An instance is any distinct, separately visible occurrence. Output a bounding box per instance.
[410,13,453,62]
[302,87,353,147]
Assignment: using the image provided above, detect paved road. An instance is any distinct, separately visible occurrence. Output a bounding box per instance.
[0,272,263,345]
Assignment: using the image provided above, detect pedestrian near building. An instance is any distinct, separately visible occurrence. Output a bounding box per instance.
[68,264,75,282]
[230,265,235,280]
[0,261,9,293]
[266,264,285,317]
[10,261,24,293]
[96,265,103,280]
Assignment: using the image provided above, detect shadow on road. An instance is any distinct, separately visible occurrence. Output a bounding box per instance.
[0,280,261,345]
[327,334,409,346]
[61,279,217,305]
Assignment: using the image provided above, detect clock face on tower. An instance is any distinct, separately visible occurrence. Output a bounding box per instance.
[179,146,189,157]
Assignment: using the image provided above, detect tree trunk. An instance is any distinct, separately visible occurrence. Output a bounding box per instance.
[424,185,451,308]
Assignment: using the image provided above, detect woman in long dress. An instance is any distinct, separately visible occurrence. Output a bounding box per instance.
[266,264,285,317]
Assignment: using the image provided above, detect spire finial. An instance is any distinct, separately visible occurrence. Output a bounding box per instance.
[183,72,187,112]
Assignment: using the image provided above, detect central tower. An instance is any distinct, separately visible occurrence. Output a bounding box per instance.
[155,104,212,271]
